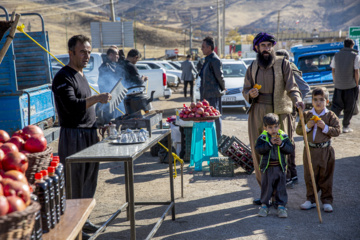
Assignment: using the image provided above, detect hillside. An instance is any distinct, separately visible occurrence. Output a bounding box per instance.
[1,0,359,57]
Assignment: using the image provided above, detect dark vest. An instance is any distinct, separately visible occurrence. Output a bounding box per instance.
[334,48,358,90]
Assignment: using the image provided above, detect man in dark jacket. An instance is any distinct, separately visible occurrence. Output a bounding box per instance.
[199,36,225,139]
[330,38,360,133]
[123,49,148,88]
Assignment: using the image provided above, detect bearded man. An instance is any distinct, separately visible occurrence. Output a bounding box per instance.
[242,32,304,205]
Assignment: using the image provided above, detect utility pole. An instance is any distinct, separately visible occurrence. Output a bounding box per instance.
[110,0,115,22]
[277,10,280,40]
[217,0,221,56]
[222,0,225,58]
[134,9,137,49]
[190,14,193,53]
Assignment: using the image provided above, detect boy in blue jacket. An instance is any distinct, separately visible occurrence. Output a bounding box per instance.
[255,113,295,218]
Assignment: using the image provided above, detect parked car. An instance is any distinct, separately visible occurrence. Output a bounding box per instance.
[51,53,171,99]
[241,57,256,67]
[168,61,181,70]
[195,60,250,109]
[138,61,180,86]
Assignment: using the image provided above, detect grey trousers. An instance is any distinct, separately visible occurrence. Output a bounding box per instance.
[260,165,288,207]
[207,97,222,140]
[59,127,99,199]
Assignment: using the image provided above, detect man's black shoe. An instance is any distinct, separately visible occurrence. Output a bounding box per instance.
[83,220,101,233]
[253,198,261,205]
[82,231,91,240]
[292,176,298,184]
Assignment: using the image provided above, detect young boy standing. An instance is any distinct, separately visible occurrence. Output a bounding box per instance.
[296,87,341,212]
[255,113,295,218]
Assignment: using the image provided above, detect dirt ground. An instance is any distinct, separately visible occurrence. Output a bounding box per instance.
[49,86,360,240]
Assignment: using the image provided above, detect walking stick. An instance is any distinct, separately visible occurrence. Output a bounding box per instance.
[298,107,323,223]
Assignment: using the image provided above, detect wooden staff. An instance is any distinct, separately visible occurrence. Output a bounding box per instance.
[0,12,20,64]
[298,107,322,223]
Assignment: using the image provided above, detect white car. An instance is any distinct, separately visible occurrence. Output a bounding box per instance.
[241,58,256,67]
[51,53,171,99]
[195,60,250,109]
[139,60,182,83]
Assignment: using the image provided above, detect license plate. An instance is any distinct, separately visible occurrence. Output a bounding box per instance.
[222,96,236,102]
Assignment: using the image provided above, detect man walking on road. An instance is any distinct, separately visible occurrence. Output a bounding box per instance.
[242,32,304,205]
[181,54,198,99]
[52,35,111,240]
[330,38,359,133]
[199,36,226,140]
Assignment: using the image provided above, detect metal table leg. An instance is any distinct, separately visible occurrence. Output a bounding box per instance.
[128,161,136,240]
[124,161,130,221]
[65,161,72,199]
[167,134,176,220]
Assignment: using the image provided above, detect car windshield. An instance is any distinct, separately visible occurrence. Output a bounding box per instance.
[51,56,95,73]
[222,63,247,78]
[298,54,334,73]
[136,65,148,70]
[160,63,175,70]
[243,59,255,66]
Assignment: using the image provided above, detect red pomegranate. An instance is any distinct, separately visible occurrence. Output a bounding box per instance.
[6,195,26,213]
[0,130,10,143]
[3,178,31,205]
[24,135,47,153]
[195,114,201,118]
[191,107,198,113]
[203,112,210,117]
[188,113,195,118]
[196,101,203,108]
[7,136,25,151]
[3,170,28,185]
[2,152,28,173]
[0,143,18,155]
[196,107,204,115]
[190,102,196,109]
[12,130,23,138]
[22,125,44,139]
[182,114,188,118]
[0,196,9,216]
[202,99,210,107]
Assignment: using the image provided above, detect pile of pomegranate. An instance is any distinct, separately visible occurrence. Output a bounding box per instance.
[0,125,47,215]
[179,99,221,119]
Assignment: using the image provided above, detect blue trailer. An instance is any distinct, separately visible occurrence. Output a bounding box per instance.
[0,7,58,142]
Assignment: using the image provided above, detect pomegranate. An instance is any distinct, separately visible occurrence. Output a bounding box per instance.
[202,99,210,107]
[20,150,30,156]
[188,113,195,118]
[0,142,2,148]
[22,125,44,139]
[190,102,196,109]
[3,178,31,205]
[0,149,4,168]
[179,113,184,118]
[196,101,203,108]
[12,130,23,138]
[24,135,47,153]
[182,114,188,118]
[0,130,10,143]
[6,195,26,213]
[2,152,28,173]
[191,107,198,113]
[0,142,18,155]
[0,196,9,216]
[195,114,201,118]
[0,183,3,196]
[3,170,28,185]
[203,112,210,117]
[210,113,215,116]
[7,136,25,151]
[196,107,204,115]
[184,107,191,115]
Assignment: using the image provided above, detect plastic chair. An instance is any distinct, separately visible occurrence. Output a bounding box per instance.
[190,121,219,171]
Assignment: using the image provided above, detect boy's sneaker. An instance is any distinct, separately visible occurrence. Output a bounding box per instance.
[258,205,269,217]
[343,127,353,133]
[323,204,333,212]
[300,201,316,210]
[277,205,288,218]
[286,179,294,189]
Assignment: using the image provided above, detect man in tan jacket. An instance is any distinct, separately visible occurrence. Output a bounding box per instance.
[242,32,304,205]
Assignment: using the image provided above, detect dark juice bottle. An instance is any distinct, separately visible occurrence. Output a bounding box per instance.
[30,193,43,240]
[41,169,56,228]
[34,172,51,233]
[48,166,60,223]
[51,158,66,214]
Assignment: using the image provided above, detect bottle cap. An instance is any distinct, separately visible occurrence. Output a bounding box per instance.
[50,161,58,167]
[48,166,55,173]
[41,170,48,177]
[51,153,53,159]
[35,172,43,180]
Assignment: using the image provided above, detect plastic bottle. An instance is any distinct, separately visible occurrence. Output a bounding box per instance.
[48,166,60,223]
[41,169,56,228]
[51,158,66,214]
[34,172,51,233]
[30,193,43,240]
